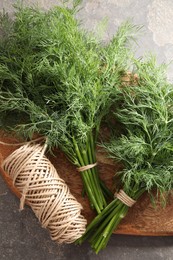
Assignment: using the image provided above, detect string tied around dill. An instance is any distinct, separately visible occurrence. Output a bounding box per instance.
[2,141,87,243]
[77,162,98,172]
[114,189,136,207]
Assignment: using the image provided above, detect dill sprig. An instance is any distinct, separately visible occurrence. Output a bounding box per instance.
[77,56,173,252]
[0,4,139,213]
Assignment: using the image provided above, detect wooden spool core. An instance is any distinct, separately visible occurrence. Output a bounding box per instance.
[0,131,173,236]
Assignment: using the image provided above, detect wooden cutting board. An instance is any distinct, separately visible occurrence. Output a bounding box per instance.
[0,131,173,236]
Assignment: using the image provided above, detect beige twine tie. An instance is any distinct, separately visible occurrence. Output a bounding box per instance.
[114,189,136,207]
[2,143,87,243]
[77,162,98,172]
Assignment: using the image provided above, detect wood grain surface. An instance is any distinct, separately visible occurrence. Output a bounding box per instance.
[0,131,173,236]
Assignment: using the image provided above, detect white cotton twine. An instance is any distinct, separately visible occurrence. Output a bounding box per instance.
[2,143,87,243]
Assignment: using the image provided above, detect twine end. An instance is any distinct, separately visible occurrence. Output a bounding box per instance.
[19,195,26,211]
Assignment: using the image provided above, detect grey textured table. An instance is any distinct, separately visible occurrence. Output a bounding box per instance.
[0,1,173,259]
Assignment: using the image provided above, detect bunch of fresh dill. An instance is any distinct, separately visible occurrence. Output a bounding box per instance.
[0,3,139,213]
[77,56,173,252]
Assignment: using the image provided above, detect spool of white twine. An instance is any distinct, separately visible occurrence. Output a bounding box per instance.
[2,143,87,244]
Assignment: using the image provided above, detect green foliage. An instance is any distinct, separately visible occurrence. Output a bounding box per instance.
[77,56,173,253]
[105,56,173,195]
[0,4,138,152]
[0,4,139,212]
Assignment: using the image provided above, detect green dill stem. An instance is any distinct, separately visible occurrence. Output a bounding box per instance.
[77,200,117,244]
[88,133,113,202]
[95,206,128,253]
[81,149,103,210]
[92,188,146,253]
[91,185,146,253]
[73,139,101,213]
[87,134,107,208]
[73,139,100,213]
[89,200,122,244]
[78,187,146,253]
